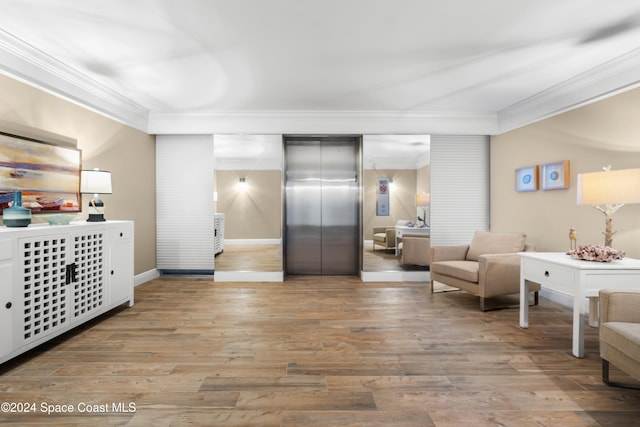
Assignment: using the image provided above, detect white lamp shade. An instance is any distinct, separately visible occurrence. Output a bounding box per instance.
[415,193,430,206]
[577,168,640,205]
[81,169,112,194]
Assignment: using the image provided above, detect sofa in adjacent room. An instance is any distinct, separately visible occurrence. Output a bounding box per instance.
[372,226,396,251]
[400,234,431,267]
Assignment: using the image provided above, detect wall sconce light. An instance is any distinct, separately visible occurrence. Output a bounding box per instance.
[80,168,112,222]
[238,177,248,191]
[577,166,640,247]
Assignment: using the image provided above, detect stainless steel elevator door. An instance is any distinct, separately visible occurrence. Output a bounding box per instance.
[285,137,359,275]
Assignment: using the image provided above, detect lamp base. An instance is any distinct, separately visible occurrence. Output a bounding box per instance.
[86,197,105,222]
[87,213,106,222]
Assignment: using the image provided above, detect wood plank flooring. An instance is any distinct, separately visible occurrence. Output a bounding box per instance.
[215,244,282,272]
[215,241,426,272]
[1,276,639,426]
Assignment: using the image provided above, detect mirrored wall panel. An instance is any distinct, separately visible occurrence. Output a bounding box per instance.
[213,134,283,275]
[362,135,430,273]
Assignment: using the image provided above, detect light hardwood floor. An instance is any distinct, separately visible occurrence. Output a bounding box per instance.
[1,276,639,426]
[215,244,282,272]
[215,241,426,273]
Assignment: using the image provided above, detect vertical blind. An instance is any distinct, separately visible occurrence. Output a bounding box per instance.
[156,135,215,271]
[430,135,490,247]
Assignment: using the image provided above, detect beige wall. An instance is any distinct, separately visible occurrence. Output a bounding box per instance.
[416,164,430,195]
[0,74,156,275]
[491,87,640,258]
[215,169,282,239]
[363,169,418,240]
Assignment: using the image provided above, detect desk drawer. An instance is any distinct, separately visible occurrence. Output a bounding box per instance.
[523,258,575,292]
[109,223,133,242]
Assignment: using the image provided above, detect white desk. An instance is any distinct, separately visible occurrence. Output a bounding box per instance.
[519,252,640,358]
[395,226,429,256]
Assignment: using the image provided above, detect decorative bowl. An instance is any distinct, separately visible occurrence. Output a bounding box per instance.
[39,214,80,225]
[568,244,625,262]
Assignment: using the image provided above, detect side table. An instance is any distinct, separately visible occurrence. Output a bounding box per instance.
[519,252,640,358]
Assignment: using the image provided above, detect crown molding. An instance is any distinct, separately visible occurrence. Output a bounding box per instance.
[148,109,499,135]
[4,25,637,138]
[0,29,149,132]
[497,48,640,134]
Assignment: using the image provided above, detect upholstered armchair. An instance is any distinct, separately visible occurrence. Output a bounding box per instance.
[372,227,396,251]
[400,234,430,266]
[599,289,640,388]
[430,231,539,311]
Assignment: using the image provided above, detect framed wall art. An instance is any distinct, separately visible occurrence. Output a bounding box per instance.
[542,160,570,190]
[515,165,539,192]
[0,132,81,213]
[376,176,390,216]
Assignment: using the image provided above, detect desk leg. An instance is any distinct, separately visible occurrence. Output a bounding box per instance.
[572,296,585,358]
[588,297,599,327]
[519,277,529,329]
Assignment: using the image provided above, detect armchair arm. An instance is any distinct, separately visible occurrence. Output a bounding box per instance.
[478,253,521,297]
[600,289,640,324]
[386,228,397,242]
[430,245,468,262]
[373,226,387,234]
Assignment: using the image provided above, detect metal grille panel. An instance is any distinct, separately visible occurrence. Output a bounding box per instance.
[20,236,68,342]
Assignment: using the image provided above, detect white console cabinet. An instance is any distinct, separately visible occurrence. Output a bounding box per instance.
[0,221,134,364]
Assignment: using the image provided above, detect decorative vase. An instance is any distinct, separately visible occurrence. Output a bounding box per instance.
[3,191,32,227]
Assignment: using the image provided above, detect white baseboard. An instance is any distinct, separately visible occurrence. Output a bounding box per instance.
[361,270,430,282]
[214,271,284,282]
[134,269,160,287]
[540,286,590,312]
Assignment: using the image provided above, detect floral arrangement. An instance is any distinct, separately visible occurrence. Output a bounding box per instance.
[567,244,625,262]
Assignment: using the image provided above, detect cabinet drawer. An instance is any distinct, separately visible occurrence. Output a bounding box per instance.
[523,258,575,292]
[109,224,133,241]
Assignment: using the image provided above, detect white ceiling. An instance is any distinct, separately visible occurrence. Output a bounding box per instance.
[0,0,639,135]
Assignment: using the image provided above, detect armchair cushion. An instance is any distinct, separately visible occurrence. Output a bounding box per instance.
[431,260,478,282]
[601,322,640,362]
[466,231,526,261]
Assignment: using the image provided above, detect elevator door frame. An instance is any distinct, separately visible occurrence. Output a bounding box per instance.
[283,135,363,277]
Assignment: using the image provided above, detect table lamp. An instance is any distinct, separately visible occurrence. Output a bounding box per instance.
[81,168,112,222]
[415,192,430,228]
[577,166,640,247]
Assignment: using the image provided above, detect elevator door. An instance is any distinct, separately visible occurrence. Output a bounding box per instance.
[285,137,359,275]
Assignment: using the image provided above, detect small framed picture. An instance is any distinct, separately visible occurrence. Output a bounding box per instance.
[542,160,570,190]
[515,165,539,192]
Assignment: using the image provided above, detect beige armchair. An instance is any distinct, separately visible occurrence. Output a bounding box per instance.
[372,227,396,251]
[599,289,640,388]
[400,234,430,266]
[430,231,539,311]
